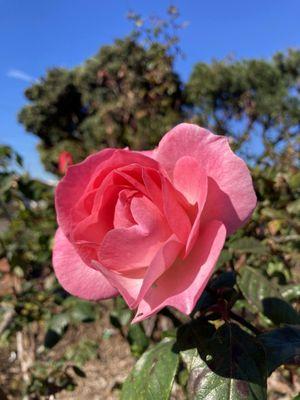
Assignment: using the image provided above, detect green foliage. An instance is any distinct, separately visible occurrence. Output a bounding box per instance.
[186,49,300,166]
[228,237,268,255]
[19,38,183,174]
[121,338,179,400]
[0,152,56,277]
[180,322,267,400]
[281,284,300,301]
[237,266,300,325]
[110,296,133,328]
[25,360,76,397]
[25,339,98,397]
[259,326,300,375]
[110,296,150,356]
[44,298,97,348]
[127,324,150,357]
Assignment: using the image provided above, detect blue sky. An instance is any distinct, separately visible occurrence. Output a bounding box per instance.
[1,0,299,180]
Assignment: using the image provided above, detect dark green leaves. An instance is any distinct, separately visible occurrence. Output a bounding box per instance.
[121,320,300,400]
[65,298,96,322]
[180,322,267,400]
[44,313,70,348]
[44,298,97,348]
[121,338,179,400]
[127,324,150,357]
[237,266,300,325]
[259,326,300,374]
[281,284,300,302]
[229,237,268,255]
[110,296,133,328]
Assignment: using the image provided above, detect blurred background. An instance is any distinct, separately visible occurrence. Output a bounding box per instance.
[0,1,299,399]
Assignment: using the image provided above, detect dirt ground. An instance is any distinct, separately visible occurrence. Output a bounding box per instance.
[0,301,185,400]
[0,301,298,400]
[55,307,185,400]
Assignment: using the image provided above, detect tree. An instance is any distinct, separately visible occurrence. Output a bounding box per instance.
[185,49,300,167]
[19,38,183,174]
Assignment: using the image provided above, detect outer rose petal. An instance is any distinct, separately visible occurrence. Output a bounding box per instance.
[131,235,183,308]
[55,148,116,237]
[173,156,206,205]
[53,228,118,300]
[173,156,208,256]
[132,220,226,323]
[155,123,257,234]
[94,262,144,308]
[137,150,156,158]
[162,179,191,243]
[95,235,182,309]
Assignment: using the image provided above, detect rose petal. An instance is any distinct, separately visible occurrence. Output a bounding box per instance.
[56,149,159,239]
[131,234,183,308]
[142,168,164,211]
[162,178,191,243]
[53,228,118,300]
[55,149,116,237]
[99,196,169,271]
[156,123,256,234]
[89,150,158,191]
[173,156,207,206]
[132,220,226,322]
[71,184,121,266]
[174,157,208,256]
[130,196,167,235]
[114,189,137,229]
[94,263,144,308]
[95,235,182,309]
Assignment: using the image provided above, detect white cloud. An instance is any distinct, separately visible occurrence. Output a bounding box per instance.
[7,69,36,82]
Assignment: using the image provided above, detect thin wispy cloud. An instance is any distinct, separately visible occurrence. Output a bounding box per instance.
[7,69,36,82]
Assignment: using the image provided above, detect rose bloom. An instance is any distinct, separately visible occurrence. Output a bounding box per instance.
[58,151,73,174]
[53,123,256,322]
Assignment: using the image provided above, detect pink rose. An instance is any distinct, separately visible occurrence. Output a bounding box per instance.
[53,123,256,322]
[58,151,73,174]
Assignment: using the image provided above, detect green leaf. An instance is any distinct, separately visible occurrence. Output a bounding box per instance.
[280,284,300,302]
[191,290,215,316]
[267,261,290,283]
[48,313,70,334]
[15,153,23,167]
[110,296,133,327]
[0,175,13,194]
[121,338,179,400]
[210,271,236,290]
[287,199,300,216]
[259,326,300,374]
[229,237,268,255]
[180,322,267,400]
[44,313,70,348]
[69,300,96,322]
[192,272,236,316]
[237,267,300,325]
[288,171,300,190]
[127,324,150,357]
[110,308,132,327]
[44,330,61,349]
[65,339,98,366]
[216,249,233,269]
